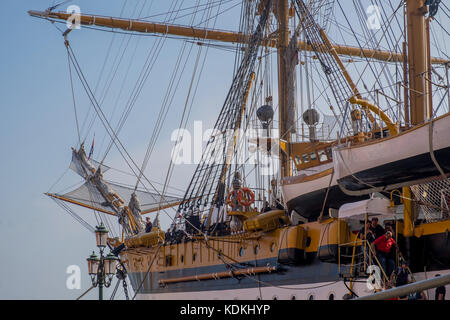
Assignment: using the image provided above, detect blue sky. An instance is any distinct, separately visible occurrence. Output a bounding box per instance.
[1,0,448,299]
[0,0,242,300]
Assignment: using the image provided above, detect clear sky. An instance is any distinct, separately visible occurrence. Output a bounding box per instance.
[1,0,448,300]
[0,0,244,300]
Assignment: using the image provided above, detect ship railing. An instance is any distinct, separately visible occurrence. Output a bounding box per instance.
[338,238,390,287]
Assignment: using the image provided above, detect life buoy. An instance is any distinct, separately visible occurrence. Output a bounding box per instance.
[226,188,255,207]
[226,190,236,205]
[238,187,255,207]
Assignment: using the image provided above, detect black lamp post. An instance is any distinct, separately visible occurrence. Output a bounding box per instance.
[87,223,119,300]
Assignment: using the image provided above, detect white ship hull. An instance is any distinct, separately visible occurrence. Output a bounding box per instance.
[135,269,450,300]
[334,113,450,196]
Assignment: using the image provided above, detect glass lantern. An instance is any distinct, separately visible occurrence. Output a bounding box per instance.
[95,223,109,248]
[87,251,100,275]
[104,253,119,275]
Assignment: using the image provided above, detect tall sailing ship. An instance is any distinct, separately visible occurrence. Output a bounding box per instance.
[30,0,450,299]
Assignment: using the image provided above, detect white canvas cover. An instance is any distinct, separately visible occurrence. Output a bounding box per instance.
[60,180,183,215]
[338,198,395,220]
[70,148,110,178]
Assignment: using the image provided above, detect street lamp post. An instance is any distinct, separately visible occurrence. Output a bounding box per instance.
[87,223,119,300]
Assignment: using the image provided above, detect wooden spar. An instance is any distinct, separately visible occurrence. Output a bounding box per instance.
[140,201,183,215]
[27,10,449,65]
[319,28,377,127]
[46,192,180,216]
[45,192,117,216]
[319,28,399,134]
[159,265,276,285]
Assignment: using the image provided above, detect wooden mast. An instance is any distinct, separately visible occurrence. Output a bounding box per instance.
[275,0,292,178]
[403,0,434,241]
[406,0,432,125]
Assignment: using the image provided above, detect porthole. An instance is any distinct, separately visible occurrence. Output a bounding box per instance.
[239,247,244,257]
[328,293,335,300]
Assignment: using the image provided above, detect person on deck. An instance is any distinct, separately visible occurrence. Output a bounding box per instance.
[145,217,153,233]
[262,201,272,212]
[371,231,398,281]
[275,198,284,210]
[369,217,385,240]
[390,260,410,299]
[435,274,446,300]
[359,221,375,243]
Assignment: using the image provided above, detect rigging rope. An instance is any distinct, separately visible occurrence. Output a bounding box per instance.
[66,45,81,145]
[175,0,271,230]
[75,284,94,300]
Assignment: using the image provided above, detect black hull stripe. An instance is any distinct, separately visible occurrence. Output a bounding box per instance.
[337,147,450,192]
[286,185,369,220]
[128,254,341,294]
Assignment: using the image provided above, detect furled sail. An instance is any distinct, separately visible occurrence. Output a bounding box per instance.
[48,180,182,215]
[48,146,183,235]
[69,145,110,179]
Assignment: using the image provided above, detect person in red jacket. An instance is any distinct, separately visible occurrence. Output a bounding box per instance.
[371,231,398,281]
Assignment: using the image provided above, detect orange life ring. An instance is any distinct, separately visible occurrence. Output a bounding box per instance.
[238,187,255,207]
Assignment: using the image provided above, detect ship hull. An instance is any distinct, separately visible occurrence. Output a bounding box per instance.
[133,280,363,300]
[126,228,450,300]
[128,255,345,300]
[281,166,368,220]
[284,183,369,220]
[130,268,450,300]
[334,113,450,195]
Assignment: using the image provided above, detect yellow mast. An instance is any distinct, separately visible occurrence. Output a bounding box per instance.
[406,0,432,124]
[403,0,433,238]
